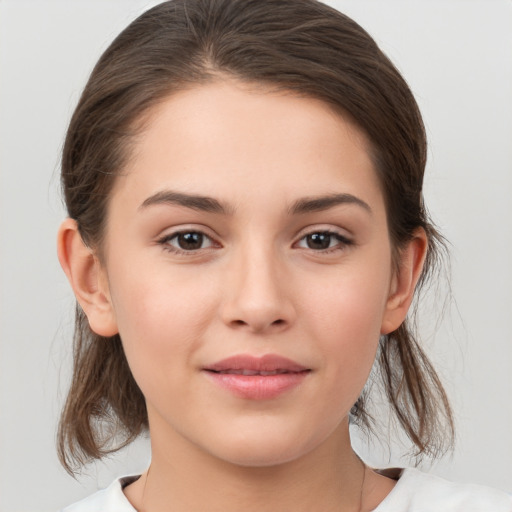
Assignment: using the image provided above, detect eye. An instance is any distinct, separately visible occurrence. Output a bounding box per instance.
[158,230,215,253]
[296,231,352,251]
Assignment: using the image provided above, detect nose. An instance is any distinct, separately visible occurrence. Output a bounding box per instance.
[220,246,296,334]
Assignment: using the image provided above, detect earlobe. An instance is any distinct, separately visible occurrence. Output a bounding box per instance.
[57,218,118,337]
[380,228,428,335]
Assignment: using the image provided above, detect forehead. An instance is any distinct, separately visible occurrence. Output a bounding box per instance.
[113,79,383,215]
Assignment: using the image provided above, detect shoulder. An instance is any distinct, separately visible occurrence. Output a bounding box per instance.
[61,475,139,512]
[374,468,512,512]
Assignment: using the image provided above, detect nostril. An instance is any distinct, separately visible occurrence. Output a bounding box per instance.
[229,318,286,330]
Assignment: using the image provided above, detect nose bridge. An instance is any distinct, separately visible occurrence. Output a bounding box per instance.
[222,236,294,332]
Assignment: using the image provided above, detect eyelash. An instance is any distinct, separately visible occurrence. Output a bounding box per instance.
[157,230,218,255]
[156,229,353,255]
[295,231,353,253]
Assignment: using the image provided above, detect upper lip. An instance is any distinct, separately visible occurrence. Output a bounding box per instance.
[204,354,309,375]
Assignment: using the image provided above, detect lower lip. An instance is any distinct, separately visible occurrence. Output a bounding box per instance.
[203,371,310,400]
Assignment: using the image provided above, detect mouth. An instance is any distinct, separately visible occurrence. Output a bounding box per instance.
[204,353,309,373]
[202,354,311,400]
[208,369,305,376]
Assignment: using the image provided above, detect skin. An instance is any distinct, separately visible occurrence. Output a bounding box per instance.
[58,80,427,511]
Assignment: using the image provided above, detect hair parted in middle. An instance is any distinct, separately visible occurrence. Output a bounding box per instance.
[58,0,454,474]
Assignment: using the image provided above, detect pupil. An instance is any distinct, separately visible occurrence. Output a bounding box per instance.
[178,232,203,250]
[307,232,331,249]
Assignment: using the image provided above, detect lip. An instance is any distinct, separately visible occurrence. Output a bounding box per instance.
[202,354,311,400]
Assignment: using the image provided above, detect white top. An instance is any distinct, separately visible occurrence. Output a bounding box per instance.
[62,467,512,511]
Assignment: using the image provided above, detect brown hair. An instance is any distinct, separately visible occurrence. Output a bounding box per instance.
[58,0,454,474]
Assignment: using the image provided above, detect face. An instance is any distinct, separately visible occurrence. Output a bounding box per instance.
[96,80,402,467]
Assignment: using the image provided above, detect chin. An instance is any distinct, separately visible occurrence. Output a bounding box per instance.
[214,443,308,468]
[204,422,330,469]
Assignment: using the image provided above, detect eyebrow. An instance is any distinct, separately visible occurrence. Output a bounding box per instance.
[139,190,233,215]
[139,190,371,216]
[288,193,372,215]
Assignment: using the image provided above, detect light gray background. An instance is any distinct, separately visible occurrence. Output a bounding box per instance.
[1,1,511,510]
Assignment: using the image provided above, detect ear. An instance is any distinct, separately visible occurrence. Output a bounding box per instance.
[57,218,118,337]
[380,228,428,335]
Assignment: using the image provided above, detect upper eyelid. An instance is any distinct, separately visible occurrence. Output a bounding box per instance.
[158,230,218,245]
[294,231,352,246]
[294,224,353,240]
[156,224,219,240]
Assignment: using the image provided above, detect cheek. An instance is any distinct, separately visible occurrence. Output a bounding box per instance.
[107,264,218,388]
[298,258,391,379]
[304,267,389,336]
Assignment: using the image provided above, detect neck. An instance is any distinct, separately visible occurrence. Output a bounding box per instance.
[128,420,367,512]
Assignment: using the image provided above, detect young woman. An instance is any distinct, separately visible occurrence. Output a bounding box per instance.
[56,0,512,510]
